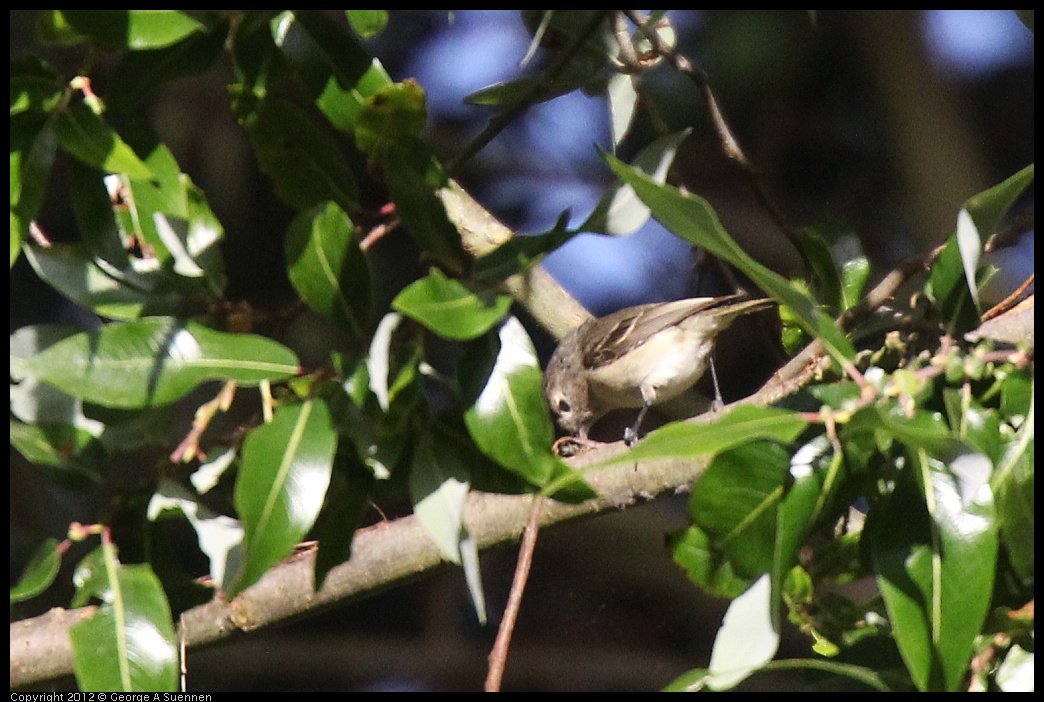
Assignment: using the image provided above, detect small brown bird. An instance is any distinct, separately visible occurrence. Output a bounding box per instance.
[543,294,773,444]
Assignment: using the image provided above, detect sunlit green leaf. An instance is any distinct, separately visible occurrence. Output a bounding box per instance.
[607,156,855,363]
[393,268,512,341]
[291,11,387,91]
[61,10,206,50]
[354,80,428,155]
[408,423,488,624]
[463,317,563,487]
[53,102,153,179]
[20,318,300,408]
[602,405,807,466]
[70,560,178,692]
[798,222,869,315]
[23,243,168,319]
[583,130,690,236]
[346,10,388,38]
[230,399,336,596]
[871,446,998,691]
[607,72,638,147]
[932,165,1033,320]
[286,201,370,336]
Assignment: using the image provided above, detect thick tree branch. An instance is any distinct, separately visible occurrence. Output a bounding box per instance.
[11,437,713,689]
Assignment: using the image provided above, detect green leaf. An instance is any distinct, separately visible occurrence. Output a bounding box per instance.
[9,422,101,484]
[583,130,691,236]
[410,423,487,624]
[954,164,1034,310]
[34,11,86,46]
[662,667,713,692]
[798,222,869,314]
[993,395,1034,584]
[10,116,57,267]
[286,201,371,336]
[61,10,206,50]
[53,102,154,179]
[70,560,178,692]
[670,526,751,599]
[10,56,66,115]
[10,538,62,604]
[227,11,285,104]
[108,20,229,111]
[601,405,808,466]
[354,78,426,152]
[410,427,471,565]
[23,243,170,319]
[70,547,106,608]
[607,156,856,363]
[845,405,953,454]
[241,96,359,214]
[346,10,388,38]
[470,211,575,283]
[10,324,99,422]
[34,156,224,317]
[871,446,999,691]
[925,233,981,334]
[20,318,300,408]
[706,574,780,690]
[691,441,792,580]
[103,141,226,290]
[275,11,392,132]
[291,11,388,92]
[962,164,1034,248]
[607,72,639,147]
[230,399,337,596]
[147,479,244,591]
[463,317,564,487]
[356,81,468,273]
[393,268,512,341]
[929,165,1034,320]
[464,65,598,108]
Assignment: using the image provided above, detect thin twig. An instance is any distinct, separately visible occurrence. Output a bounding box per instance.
[621,10,808,271]
[446,11,611,175]
[982,272,1034,322]
[485,495,544,692]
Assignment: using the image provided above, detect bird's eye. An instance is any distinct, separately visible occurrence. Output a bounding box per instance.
[557,398,571,413]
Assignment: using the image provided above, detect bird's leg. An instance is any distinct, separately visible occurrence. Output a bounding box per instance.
[625,385,658,446]
[624,406,648,446]
[708,356,724,412]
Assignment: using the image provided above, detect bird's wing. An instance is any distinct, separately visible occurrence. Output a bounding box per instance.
[581,297,734,367]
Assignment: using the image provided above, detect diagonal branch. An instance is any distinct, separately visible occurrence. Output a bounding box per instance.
[11,437,714,689]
